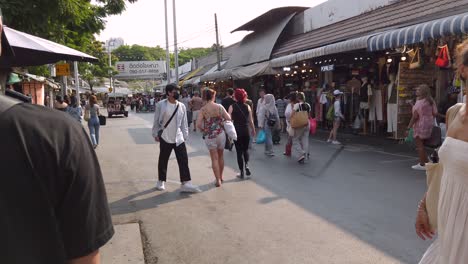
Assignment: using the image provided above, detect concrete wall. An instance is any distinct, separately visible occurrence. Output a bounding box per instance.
[303,0,398,33]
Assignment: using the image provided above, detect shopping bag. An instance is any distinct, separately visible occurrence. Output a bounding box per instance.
[353,114,362,129]
[84,110,90,122]
[98,115,107,126]
[326,105,335,121]
[435,45,450,68]
[405,128,414,144]
[256,129,266,144]
[309,117,317,135]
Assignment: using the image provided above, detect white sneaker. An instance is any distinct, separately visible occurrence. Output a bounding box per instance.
[411,164,426,171]
[327,139,332,143]
[156,180,165,191]
[181,181,201,193]
[332,140,341,145]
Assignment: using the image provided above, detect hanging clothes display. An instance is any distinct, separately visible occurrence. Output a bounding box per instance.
[369,88,383,121]
[387,74,398,133]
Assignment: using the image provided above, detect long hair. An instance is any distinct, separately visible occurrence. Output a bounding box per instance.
[90,95,98,107]
[418,84,435,106]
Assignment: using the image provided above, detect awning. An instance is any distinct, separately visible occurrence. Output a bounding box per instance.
[202,61,277,81]
[295,35,370,62]
[270,53,297,68]
[179,67,203,86]
[200,69,232,82]
[14,71,60,89]
[0,26,97,67]
[368,12,468,52]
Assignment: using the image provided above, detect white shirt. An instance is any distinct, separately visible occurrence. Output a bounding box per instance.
[285,104,293,127]
[150,98,155,106]
[334,100,344,119]
[161,102,178,144]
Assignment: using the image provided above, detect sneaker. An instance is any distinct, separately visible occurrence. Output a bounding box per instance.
[327,139,332,143]
[298,155,305,164]
[411,164,426,171]
[181,181,201,193]
[156,180,165,191]
[332,140,341,145]
[245,167,251,176]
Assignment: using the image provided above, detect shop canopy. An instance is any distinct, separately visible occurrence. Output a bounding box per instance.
[368,12,468,52]
[201,61,278,81]
[0,26,98,68]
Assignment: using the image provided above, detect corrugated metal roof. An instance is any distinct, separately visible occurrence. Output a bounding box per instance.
[272,0,468,58]
[231,6,308,33]
[195,42,240,69]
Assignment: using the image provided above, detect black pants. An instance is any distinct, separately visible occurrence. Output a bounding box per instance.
[234,136,250,173]
[158,138,191,182]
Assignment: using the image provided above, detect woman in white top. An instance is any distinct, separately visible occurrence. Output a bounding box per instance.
[283,92,297,156]
[291,92,311,163]
[416,39,468,264]
[327,90,344,145]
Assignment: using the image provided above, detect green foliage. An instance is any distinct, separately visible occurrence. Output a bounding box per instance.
[177,47,212,67]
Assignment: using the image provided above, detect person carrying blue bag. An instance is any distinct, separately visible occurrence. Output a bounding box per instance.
[259,94,280,156]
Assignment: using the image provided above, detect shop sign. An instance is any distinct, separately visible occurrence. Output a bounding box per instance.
[56,63,70,76]
[115,61,166,79]
[321,64,335,72]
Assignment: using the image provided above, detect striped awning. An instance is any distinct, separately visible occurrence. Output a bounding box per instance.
[368,12,468,52]
[295,35,370,62]
[270,53,297,68]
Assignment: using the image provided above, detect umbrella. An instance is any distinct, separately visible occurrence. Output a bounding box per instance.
[0,26,97,68]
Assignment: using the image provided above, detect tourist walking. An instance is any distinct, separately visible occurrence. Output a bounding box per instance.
[228,89,256,179]
[416,39,468,264]
[284,92,297,156]
[84,95,101,149]
[152,84,201,193]
[190,91,203,132]
[261,94,280,156]
[291,92,311,163]
[222,88,236,151]
[407,84,438,170]
[327,90,345,145]
[66,95,82,123]
[197,88,231,187]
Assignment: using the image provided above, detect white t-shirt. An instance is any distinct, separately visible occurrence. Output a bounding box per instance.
[161,102,178,144]
[285,104,293,126]
[334,100,344,119]
[150,98,155,106]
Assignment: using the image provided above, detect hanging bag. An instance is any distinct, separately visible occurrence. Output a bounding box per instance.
[435,45,450,68]
[424,119,442,148]
[84,109,90,122]
[409,48,422,70]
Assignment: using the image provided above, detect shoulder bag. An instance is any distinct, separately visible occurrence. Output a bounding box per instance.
[291,104,309,128]
[158,103,179,138]
[409,48,422,70]
[425,103,463,231]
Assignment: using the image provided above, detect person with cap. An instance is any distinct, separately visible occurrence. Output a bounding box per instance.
[327,90,345,145]
[152,83,201,193]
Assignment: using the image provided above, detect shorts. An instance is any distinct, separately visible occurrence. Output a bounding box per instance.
[204,131,226,150]
[193,110,200,121]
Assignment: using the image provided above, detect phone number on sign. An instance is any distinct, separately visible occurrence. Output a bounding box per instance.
[128,69,161,74]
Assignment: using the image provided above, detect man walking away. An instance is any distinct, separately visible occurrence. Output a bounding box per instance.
[221,88,236,151]
[153,84,201,193]
[189,91,203,132]
[0,94,114,264]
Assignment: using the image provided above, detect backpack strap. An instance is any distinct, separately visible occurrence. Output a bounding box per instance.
[0,95,20,114]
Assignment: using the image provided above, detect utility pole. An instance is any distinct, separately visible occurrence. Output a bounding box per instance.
[215,13,221,71]
[173,0,179,84]
[164,0,171,84]
[74,61,79,99]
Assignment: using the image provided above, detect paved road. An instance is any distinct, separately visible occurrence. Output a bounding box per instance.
[96,111,431,264]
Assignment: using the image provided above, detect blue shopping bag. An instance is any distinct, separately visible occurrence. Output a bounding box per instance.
[256,129,266,144]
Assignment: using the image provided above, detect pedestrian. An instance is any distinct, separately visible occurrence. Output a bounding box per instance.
[416,39,468,263]
[197,88,231,187]
[407,84,438,170]
[84,95,101,149]
[229,88,256,179]
[66,95,82,123]
[327,90,345,145]
[54,95,68,111]
[63,94,70,105]
[153,84,201,192]
[180,90,192,129]
[222,88,236,151]
[256,88,266,128]
[276,95,287,133]
[291,92,311,163]
[284,92,297,156]
[261,94,280,156]
[189,91,203,132]
[0,94,114,263]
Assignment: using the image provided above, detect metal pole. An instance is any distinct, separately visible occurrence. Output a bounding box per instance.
[173,0,179,83]
[215,13,221,71]
[74,61,79,100]
[164,0,171,84]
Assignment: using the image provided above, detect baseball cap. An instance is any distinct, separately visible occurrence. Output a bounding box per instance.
[333,90,343,96]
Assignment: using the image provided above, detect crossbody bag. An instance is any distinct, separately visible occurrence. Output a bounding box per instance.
[158,103,179,138]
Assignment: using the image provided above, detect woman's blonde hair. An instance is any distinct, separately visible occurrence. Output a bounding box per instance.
[417,84,435,106]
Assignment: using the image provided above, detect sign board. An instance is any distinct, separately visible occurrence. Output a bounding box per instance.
[321,65,335,72]
[56,63,70,76]
[115,61,166,79]
[108,87,113,93]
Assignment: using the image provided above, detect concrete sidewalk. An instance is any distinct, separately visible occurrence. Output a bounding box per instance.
[101,223,145,264]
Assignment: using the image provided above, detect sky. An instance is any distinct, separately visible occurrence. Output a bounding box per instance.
[98,0,328,50]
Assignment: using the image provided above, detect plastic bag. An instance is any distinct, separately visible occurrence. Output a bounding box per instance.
[256,129,266,144]
[309,118,317,135]
[353,115,362,129]
[405,128,414,144]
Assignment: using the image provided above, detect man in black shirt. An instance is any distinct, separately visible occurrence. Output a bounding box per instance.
[221,88,236,150]
[0,95,114,264]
